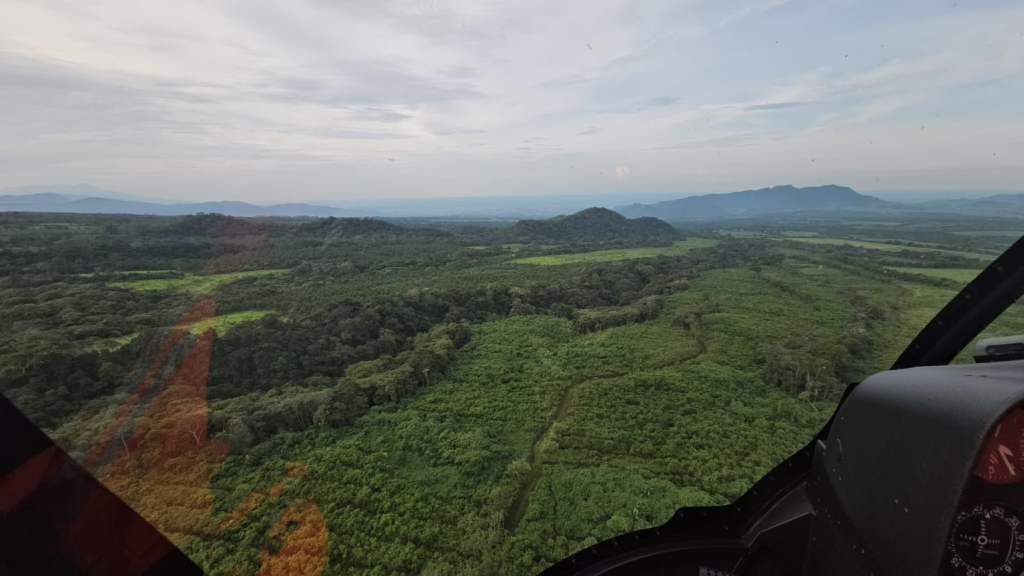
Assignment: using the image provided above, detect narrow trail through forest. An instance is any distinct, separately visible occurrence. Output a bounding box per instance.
[503,325,708,535]
[503,377,585,534]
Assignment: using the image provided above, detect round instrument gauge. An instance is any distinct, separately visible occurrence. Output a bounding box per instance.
[949,503,1024,576]
[975,408,1024,484]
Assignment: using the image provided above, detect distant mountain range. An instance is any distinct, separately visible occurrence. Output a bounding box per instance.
[615,185,887,220]
[3,183,1024,220]
[0,188,373,218]
[0,186,693,219]
[0,184,183,205]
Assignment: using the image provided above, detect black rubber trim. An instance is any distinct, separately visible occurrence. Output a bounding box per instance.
[892,235,1024,370]
[0,394,204,576]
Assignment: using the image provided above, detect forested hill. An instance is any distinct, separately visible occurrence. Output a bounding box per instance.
[149,213,447,240]
[512,207,676,242]
[296,216,450,240]
[615,185,885,220]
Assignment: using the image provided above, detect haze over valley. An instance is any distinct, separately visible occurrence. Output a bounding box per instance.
[4,183,1024,220]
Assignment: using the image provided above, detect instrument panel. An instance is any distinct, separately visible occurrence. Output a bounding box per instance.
[975,408,1024,485]
[948,407,1024,576]
[948,503,1024,575]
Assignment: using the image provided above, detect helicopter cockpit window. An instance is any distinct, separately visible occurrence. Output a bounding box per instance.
[1,1,1021,574]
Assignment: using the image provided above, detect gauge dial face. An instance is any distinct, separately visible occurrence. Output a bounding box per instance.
[949,503,1024,576]
[976,408,1024,484]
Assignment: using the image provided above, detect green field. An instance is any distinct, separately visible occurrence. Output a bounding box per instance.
[85,332,139,352]
[716,230,818,238]
[78,269,175,278]
[512,239,718,265]
[109,269,286,293]
[777,237,991,260]
[717,229,767,238]
[185,310,278,335]
[885,267,982,283]
[955,230,1024,237]
[82,312,278,352]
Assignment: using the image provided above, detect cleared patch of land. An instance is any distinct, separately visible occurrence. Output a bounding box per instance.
[885,267,981,283]
[513,239,718,265]
[109,269,286,293]
[777,237,990,260]
[185,310,279,335]
[86,332,139,352]
[717,230,767,238]
[83,311,279,350]
[78,269,175,278]
[954,231,1024,237]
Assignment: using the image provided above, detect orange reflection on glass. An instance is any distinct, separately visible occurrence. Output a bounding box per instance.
[209,462,309,534]
[82,298,218,473]
[97,323,228,542]
[72,287,328,574]
[257,500,329,576]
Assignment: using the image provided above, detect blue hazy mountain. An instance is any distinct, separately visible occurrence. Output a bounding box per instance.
[4,183,1024,219]
[0,184,182,205]
[614,185,886,220]
[0,189,374,218]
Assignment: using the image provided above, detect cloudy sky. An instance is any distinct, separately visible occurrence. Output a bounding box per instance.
[1,0,1022,202]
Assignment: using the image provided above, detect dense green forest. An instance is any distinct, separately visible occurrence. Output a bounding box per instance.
[2,209,1023,575]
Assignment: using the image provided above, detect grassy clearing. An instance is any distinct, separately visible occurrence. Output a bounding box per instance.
[856,237,943,247]
[885,267,981,283]
[85,332,139,352]
[512,239,718,265]
[82,312,278,350]
[109,269,286,293]
[777,237,990,260]
[717,230,767,238]
[78,269,176,278]
[955,230,1024,237]
[184,311,278,335]
[717,230,817,238]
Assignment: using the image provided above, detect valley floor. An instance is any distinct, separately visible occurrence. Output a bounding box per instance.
[185,262,974,575]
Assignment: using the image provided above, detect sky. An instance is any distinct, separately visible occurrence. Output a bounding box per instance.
[0,0,1022,203]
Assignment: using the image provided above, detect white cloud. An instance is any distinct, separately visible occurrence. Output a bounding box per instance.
[0,0,1022,199]
[717,0,793,27]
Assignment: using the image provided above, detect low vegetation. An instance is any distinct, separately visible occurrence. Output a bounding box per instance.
[109,269,287,293]
[513,239,718,265]
[884,267,981,283]
[777,237,991,259]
